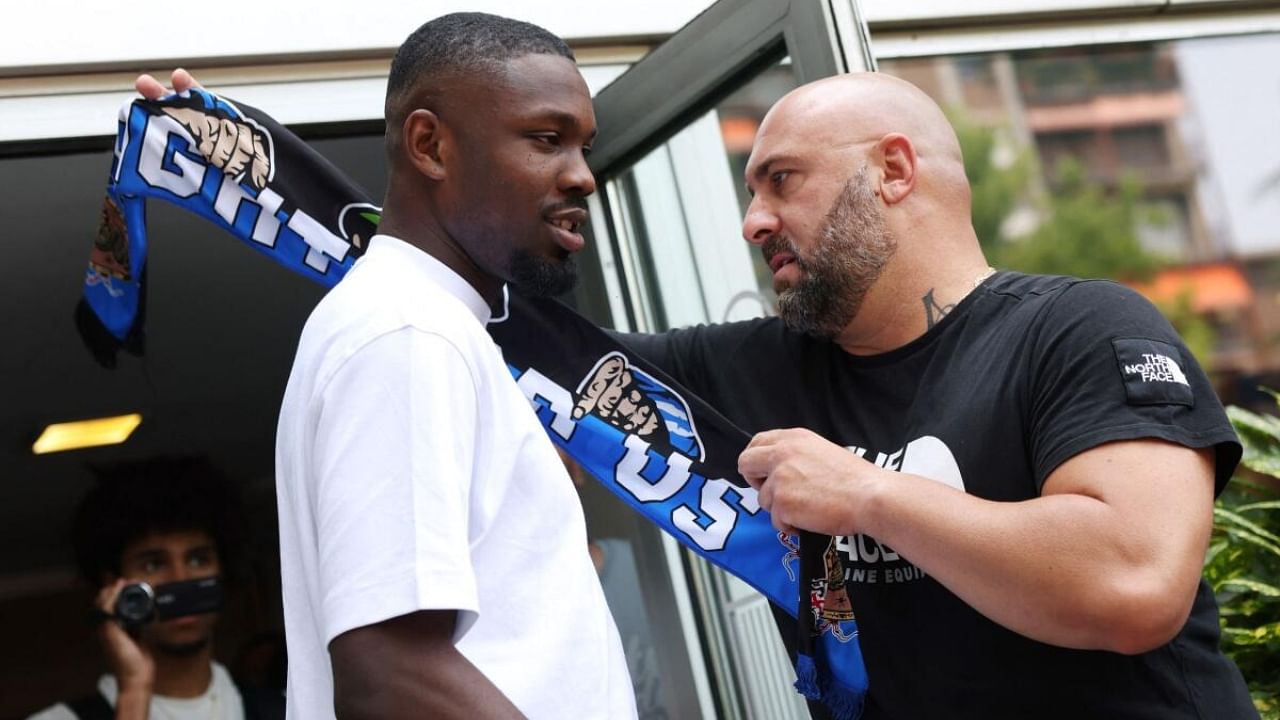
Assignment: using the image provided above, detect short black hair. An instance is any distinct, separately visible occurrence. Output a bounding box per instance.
[71,456,242,585]
[385,12,574,121]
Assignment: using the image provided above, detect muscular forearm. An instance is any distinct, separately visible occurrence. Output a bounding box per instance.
[857,466,1208,654]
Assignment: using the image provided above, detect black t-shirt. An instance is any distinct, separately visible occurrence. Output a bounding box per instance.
[621,272,1255,720]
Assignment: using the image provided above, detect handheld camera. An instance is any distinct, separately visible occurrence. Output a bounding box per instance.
[113,576,223,626]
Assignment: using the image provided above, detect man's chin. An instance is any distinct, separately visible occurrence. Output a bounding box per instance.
[776,286,856,339]
[152,636,212,658]
[510,254,578,298]
[148,617,215,656]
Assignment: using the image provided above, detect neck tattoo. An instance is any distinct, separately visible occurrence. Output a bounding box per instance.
[923,267,996,330]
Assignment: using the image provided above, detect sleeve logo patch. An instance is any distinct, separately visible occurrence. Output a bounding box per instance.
[1112,338,1194,407]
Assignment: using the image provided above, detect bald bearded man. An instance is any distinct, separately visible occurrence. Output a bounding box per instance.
[623,73,1256,719]
[135,65,1255,718]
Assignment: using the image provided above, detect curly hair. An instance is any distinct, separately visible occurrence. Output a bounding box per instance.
[71,456,243,585]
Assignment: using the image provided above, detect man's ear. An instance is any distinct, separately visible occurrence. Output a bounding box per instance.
[402,109,448,181]
[875,133,917,205]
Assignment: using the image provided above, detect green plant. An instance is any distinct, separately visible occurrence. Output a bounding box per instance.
[951,115,1215,355]
[994,159,1164,282]
[1207,389,1280,718]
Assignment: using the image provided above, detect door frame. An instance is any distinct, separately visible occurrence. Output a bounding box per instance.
[581,2,874,716]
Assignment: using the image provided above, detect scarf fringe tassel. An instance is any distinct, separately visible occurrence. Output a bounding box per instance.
[794,653,865,720]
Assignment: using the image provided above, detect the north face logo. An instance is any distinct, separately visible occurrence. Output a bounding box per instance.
[1113,338,1195,407]
[1123,353,1190,386]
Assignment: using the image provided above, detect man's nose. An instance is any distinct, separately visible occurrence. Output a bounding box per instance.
[742,196,780,246]
[561,150,597,197]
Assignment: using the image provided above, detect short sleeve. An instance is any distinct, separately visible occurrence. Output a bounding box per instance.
[613,320,771,397]
[611,329,692,384]
[1027,280,1241,494]
[311,327,481,646]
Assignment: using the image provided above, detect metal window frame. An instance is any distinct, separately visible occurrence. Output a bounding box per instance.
[579,3,873,719]
[588,0,858,180]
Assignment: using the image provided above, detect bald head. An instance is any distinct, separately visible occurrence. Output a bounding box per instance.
[759,72,963,168]
[746,72,971,216]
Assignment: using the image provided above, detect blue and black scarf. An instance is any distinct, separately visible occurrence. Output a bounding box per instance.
[81,89,868,719]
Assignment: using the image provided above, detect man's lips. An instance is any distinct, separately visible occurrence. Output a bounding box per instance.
[767,251,797,274]
[545,207,588,253]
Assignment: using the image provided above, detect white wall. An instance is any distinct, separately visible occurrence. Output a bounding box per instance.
[9,0,1275,73]
[3,0,1278,144]
[0,1,709,72]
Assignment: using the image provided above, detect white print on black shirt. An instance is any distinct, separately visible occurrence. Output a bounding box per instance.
[836,435,963,585]
[1122,353,1190,386]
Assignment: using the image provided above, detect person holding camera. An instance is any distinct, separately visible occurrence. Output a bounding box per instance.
[27,457,282,720]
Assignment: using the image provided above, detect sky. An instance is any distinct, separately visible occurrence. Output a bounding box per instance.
[1176,33,1280,256]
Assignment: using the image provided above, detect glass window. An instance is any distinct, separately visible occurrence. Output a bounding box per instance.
[607,56,796,330]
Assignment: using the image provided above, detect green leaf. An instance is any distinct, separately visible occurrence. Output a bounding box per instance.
[1263,387,1280,408]
[1229,405,1280,437]
[1220,578,1280,598]
[1228,405,1280,477]
[1215,508,1280,552]
[1223,623,1280,646]
[1219,527,1280,560]
[1204,539,1230,567]
[1247,457,1280,478]
[359,211,381,224]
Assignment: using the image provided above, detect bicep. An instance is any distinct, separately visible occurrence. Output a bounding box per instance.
[330,608,459,673]
[329,610,460,718]
[329,610,525,720]
[1042,438,1215,582]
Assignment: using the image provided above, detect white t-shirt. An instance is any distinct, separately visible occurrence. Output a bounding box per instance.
[27,662,244,720]
[275,235,635,720]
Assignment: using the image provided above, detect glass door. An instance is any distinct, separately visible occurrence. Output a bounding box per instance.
[575,1,875,718]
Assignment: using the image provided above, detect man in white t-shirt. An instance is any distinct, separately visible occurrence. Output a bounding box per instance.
[137,12,635,720]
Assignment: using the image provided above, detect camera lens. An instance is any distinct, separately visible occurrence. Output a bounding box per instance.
[115,582,156,625]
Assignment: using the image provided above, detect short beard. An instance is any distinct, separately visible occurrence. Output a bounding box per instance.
[773,167,896,338]
[509,250,578,298]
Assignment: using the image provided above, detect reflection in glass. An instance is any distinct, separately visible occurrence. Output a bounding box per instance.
[608,57,797,330]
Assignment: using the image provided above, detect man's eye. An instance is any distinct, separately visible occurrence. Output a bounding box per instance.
[531,133,560,147]
[141,559,163,573]
[582,145,593,158]
[189,550,217,569]
[771,171,791,188]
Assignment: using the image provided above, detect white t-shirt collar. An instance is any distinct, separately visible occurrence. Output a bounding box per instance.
[367,234,493,325]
